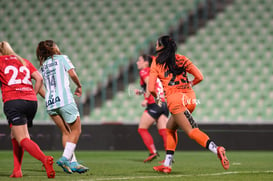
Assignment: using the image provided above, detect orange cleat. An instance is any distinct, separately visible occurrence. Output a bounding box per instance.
[153,165,172,173]
[217,146,229,170]
[10,170,22,178]
[144,152,159,163]
[43,156,55,178]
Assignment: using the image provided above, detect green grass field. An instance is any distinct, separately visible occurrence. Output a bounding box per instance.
[0,150,272,181]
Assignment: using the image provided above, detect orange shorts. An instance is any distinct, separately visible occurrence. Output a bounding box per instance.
[166,91,196,114]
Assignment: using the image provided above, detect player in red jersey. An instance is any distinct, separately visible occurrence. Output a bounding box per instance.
[0,41,55,178]
[148,36,229,173]
[135,54,169,163]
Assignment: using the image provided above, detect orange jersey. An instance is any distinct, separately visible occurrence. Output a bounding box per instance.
[148,54,203,98]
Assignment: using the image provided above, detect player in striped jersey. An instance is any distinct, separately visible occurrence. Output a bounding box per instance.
[36,40,88,174]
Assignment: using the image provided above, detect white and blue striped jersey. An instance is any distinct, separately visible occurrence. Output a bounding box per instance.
[40,55,75,110]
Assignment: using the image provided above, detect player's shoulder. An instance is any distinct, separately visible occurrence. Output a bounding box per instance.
[139,67,150,77]
[176,54,192,66]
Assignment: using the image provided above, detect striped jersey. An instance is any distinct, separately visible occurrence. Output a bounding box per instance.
[40,55,75,110]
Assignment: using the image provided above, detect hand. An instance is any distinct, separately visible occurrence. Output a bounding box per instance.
[189,81,193,87]
[141,99,148,107]
[135,89,144,95]
[155,94,162,107]
[74,87,82,97]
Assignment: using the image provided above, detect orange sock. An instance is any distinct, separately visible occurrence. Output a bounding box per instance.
[188,128,209,148]
[166,129,178,151]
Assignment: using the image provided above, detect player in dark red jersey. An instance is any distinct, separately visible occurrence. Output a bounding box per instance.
[0,41,55,178]
[135,54,169,163]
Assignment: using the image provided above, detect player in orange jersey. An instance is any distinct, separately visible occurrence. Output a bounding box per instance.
[135,54,169,163]
[148,35,229,173]
[0,41,55,178]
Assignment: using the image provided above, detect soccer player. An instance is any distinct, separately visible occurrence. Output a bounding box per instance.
[148,35,229,173]
[36,40,88,174]
[0,41,55,178]
[135,54,169,162]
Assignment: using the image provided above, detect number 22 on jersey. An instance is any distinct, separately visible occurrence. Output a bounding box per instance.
[4,65,32,86]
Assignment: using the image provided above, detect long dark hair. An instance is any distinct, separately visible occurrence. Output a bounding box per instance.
[156,35,184,75]
[36,40,61,64]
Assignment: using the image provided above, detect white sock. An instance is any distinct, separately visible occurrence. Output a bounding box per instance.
[63,142,76,160]
[208,141,218,154]
[164,154,174,167]
[71,152,77,163]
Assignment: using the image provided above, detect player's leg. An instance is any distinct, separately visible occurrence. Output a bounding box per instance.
[156,102,169,151]
[10,137,24,178]
[11,125,55,178]
[153,116,177,173]
[138,110,159,162]
[173,110,229,170]
[55,103,88,173]
[50,114,70,148]
[5,100,55,178]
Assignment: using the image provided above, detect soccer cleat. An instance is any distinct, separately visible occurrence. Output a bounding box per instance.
[56,156,72,174]
[144,152,159,163]
[70,162,89,174]
[217,146,229,170]
[153,165,172,173]
[43,156,55,178]
[10,170,22,178]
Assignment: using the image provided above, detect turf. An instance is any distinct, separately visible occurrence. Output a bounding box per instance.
[0,150,272,181]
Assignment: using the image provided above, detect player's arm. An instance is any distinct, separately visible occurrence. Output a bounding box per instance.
[143,76,151,99]
[38,85,46,99]
[148,60,158,98]
[68,68,82,97]
[31,71,43,94]
[187,63,203,87]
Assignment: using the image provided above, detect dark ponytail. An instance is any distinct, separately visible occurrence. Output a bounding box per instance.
[156,35,185,75]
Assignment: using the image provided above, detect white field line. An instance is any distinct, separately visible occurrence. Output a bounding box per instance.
[77,170,273,181]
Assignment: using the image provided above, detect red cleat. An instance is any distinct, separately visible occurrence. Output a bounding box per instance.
[10,170,22,178]
[43,156,55,178]
[217,146,229,170]
[153,165,172,173]
[144,153,159,163]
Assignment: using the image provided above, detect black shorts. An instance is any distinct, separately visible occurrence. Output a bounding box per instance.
[145,102,169,120]
[3,100,37,128]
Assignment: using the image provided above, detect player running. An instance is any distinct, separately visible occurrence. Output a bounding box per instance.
[36,40,88,174]
[0,41,55,178]
[148,35,229,173]
[135,54,169,163]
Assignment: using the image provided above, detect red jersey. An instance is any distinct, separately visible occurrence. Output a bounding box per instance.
[139,67,164,104]
[149,54,203,98]
[0,55,38,103]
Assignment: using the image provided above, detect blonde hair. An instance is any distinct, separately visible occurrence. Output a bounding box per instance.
[0,41,26,66]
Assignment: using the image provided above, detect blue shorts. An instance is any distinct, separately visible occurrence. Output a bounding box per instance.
[47,103,80,124]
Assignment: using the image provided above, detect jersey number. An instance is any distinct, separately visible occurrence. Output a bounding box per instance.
[4,65,32,85]
[165,70,188,86]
